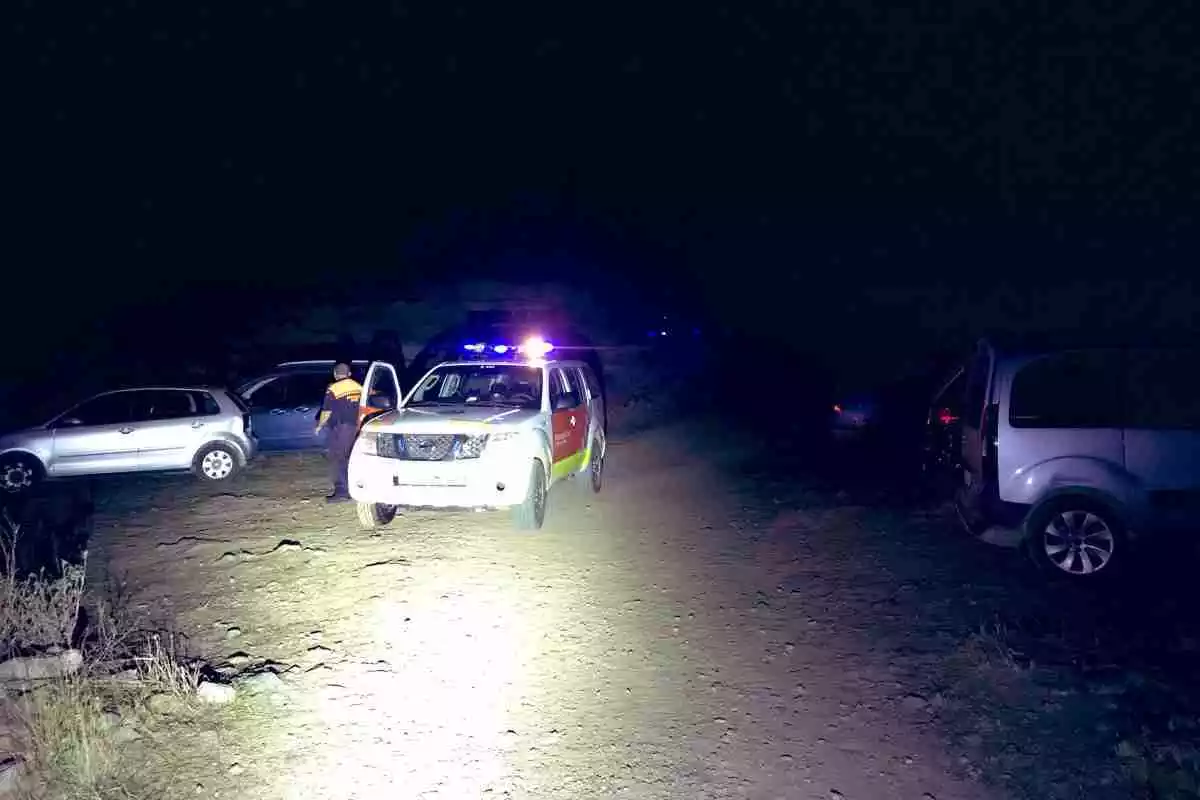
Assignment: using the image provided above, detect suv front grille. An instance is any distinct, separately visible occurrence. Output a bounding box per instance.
[377,433,487,461]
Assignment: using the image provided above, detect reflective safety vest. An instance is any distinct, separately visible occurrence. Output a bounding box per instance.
[317,378,363,429]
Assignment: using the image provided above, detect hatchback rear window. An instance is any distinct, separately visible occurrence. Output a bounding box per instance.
[196,391,225,415]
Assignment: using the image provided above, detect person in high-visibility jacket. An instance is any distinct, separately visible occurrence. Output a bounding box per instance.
[315,363,363,503]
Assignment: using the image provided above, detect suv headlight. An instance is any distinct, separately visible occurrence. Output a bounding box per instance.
[358,432,378,455]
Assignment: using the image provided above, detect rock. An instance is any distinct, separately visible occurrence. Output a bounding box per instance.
[196,681,236,705]
[901,694,930,712]
[0,758,26,794]
[238,672,285,695]
[225,652,252,667]
[112,726,142,744]
[100,711,122,730]
[146,692,177,714]
[228,763,244,775]
[272,540,302,553]
[226,627,242,640]
[0,650,83,682]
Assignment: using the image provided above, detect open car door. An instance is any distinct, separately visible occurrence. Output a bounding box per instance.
[359,361,403,426]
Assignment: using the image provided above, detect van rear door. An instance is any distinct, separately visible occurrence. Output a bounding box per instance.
[961,341,996,485]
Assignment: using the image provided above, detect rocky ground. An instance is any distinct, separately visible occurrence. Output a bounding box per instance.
[5,417,1200,798]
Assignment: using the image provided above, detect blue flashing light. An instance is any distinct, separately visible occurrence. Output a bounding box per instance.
[460,338,555,359]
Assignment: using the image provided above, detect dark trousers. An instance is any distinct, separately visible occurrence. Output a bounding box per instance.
[326,425,357,495]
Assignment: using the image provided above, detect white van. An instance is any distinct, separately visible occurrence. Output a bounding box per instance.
[956,340,1200,579]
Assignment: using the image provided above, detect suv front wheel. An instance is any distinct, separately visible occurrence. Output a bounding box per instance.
[513,459,547,531]
[1025,496,1126,579]
[357,502,398,530]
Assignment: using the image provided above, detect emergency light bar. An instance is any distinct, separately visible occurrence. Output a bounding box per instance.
[462,337,555,357]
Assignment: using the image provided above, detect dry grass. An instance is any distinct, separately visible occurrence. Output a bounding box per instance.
[0,510,86,658]
[961,618,1024,673]
[1,509,201,799]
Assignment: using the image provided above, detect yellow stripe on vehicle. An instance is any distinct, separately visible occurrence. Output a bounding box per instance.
[551,450,587,481]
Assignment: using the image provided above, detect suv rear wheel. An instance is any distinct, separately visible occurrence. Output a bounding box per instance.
[1026,496,1125,579]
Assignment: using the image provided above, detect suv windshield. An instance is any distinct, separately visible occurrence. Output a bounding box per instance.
[406,364,543,410]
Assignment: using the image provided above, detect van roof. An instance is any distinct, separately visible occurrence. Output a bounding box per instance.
[978,330,1200,358]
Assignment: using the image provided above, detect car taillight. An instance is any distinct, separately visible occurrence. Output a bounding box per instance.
[982,402,998,459]
[936,407,959,425]
[832,404,842,414]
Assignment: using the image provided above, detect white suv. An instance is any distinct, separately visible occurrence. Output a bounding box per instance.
[348,338,607,530]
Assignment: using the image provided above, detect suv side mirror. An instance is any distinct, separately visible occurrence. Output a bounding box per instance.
[553,392,580,412]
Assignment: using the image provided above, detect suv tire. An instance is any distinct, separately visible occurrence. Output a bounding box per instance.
[356,502,398,530]
[513,459,546,531]
[587,440,604,494]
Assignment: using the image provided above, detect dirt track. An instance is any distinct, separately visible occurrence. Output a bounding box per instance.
[83,421,1135,800]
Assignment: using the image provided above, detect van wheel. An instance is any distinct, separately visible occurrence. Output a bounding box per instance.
[1026,497,1125,579]
[193,443,240,483]
[513,460,546,531]
[356,502,398,530]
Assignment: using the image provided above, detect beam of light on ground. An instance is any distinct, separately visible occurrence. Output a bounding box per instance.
[281,561,542,800]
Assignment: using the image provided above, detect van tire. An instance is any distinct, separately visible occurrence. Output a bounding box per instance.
[357,502,397,530]
[513,460,546,531]
[1025,495,1127,580]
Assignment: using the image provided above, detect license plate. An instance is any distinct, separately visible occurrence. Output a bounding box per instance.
[395,473,464,487]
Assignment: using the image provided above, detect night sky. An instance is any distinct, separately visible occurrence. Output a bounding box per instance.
[9,2,1199,368]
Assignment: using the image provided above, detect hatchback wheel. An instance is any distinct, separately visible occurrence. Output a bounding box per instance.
[1026,497,1124,579]
[0,454,42,495]
[193,443,241,483]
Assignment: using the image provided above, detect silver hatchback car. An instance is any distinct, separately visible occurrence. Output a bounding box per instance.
[0,387,258,495]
